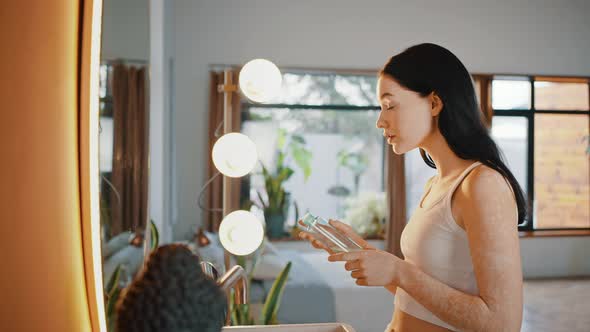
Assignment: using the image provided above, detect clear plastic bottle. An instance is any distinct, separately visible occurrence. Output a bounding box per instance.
[299,212,363,253]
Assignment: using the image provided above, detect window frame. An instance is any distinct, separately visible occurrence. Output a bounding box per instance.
[237,69,590,235]
[492,75,590,232]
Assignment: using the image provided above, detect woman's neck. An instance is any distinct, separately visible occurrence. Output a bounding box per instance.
[420,130,474,182]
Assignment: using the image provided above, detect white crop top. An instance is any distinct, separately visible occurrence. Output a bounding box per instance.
[388,162,483,331]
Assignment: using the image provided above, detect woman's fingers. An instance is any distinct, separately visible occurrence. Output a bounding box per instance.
[312,240,327,250]
[328,219,374,249]
[351,270,364,279]
[298,228,333,254]
[344,260,361,271]
[355,278,368,286]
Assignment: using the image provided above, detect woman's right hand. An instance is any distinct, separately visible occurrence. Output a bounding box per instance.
[327,219,375,250]
[297,221,334,254]
[297,219,376,254]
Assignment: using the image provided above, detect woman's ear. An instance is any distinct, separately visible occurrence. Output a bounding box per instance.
[430,92,443,117]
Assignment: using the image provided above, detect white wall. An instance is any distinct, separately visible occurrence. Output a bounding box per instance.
[102,0,176,241]
[101,0,149,61]
[149,0,176,243]
[170,0,590,276]
[521,237,590,278]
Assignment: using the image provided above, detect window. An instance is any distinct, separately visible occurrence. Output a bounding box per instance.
[492,77,532,110]
[492,76,589,231]
[490,117,528,193]
[405,75,589,232]
[534,79,589,111]
[240,72,387,238]
[99,64,114,173]
[241,71,589,236]
[534,114,589,228]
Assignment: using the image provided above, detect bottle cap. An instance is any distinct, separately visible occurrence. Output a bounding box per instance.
[300,212,317,227]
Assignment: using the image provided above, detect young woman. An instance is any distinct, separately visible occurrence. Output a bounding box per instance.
[300,43,527,332]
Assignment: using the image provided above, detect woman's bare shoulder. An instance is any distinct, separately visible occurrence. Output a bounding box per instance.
[461,165,513,198]
[454,164,517,227]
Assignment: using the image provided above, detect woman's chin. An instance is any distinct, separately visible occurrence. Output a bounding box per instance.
[391,143,408,155]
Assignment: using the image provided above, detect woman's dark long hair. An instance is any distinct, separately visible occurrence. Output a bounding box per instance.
[380,43,528,225]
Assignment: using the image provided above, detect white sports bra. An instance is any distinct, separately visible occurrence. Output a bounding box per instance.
[389,162,483,331]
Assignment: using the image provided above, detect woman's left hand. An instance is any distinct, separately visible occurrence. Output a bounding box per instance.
[328,249,403,287]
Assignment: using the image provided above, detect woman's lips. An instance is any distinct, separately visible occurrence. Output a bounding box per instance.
[387,135,396,144]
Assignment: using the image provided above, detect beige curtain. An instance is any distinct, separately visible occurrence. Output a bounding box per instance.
[204,70,243,232]
[473,74,494,128]
[110,63,149,236]
[385,149,406,258]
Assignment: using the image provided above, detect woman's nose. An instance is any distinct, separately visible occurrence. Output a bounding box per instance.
[376,116,387,129]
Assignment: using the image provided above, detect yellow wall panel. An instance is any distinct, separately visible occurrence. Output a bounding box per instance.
[0,1,93,331]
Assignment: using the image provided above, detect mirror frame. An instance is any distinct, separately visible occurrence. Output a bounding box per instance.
[80,0,107,330]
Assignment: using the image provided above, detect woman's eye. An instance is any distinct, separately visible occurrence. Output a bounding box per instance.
[387,105,396,110]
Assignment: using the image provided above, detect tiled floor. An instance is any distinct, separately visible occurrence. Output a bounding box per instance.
[522,278,590,332]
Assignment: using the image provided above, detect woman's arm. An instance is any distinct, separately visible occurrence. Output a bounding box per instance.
[330,167,522,331]
[396,167,523,331]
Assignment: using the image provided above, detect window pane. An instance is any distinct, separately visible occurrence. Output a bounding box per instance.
[534,81,589,111]
[99,116,114,173]
[492,77,531,110]
[534,114,590,229]
[99,64,107,98]
[266,73,378,106]
[491,116,528,193]
[242,107,385,233]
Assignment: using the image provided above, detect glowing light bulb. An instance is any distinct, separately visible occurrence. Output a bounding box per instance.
[212,133,257,177]
[219,210,264,256]
[239,59,282,103]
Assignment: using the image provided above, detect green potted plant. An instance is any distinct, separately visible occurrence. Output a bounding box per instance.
[231,255,292,325]
[250,128,312,239]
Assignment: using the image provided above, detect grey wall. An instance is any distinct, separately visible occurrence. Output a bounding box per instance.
[521,237,590,278]
[101,0,150,61]
[168,0,589,276]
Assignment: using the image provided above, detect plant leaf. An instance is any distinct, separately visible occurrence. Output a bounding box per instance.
[291,147,312,181]
[261,261,292,325]
[277,128,287,150]
[277,151,285,169]
[105,264,122,296]
[256,190,268,209]
[150,219,159,250]
[106,286,121,330]
[291,134,305,145]
[337,150,348,166]
[276,167,294,184]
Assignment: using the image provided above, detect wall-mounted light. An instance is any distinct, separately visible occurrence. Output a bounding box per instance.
[212,133,258,178]
[211,60,281,324]
[218,210,264,256]
[238,58,282,103]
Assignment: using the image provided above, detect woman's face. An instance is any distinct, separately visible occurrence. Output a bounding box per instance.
[376,75,437,154]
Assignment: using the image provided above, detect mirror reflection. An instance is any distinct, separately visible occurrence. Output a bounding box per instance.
[94,1,590,332]
[98,0,152,329]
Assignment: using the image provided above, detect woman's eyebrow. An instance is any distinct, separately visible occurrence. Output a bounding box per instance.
[380,92,395,100]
